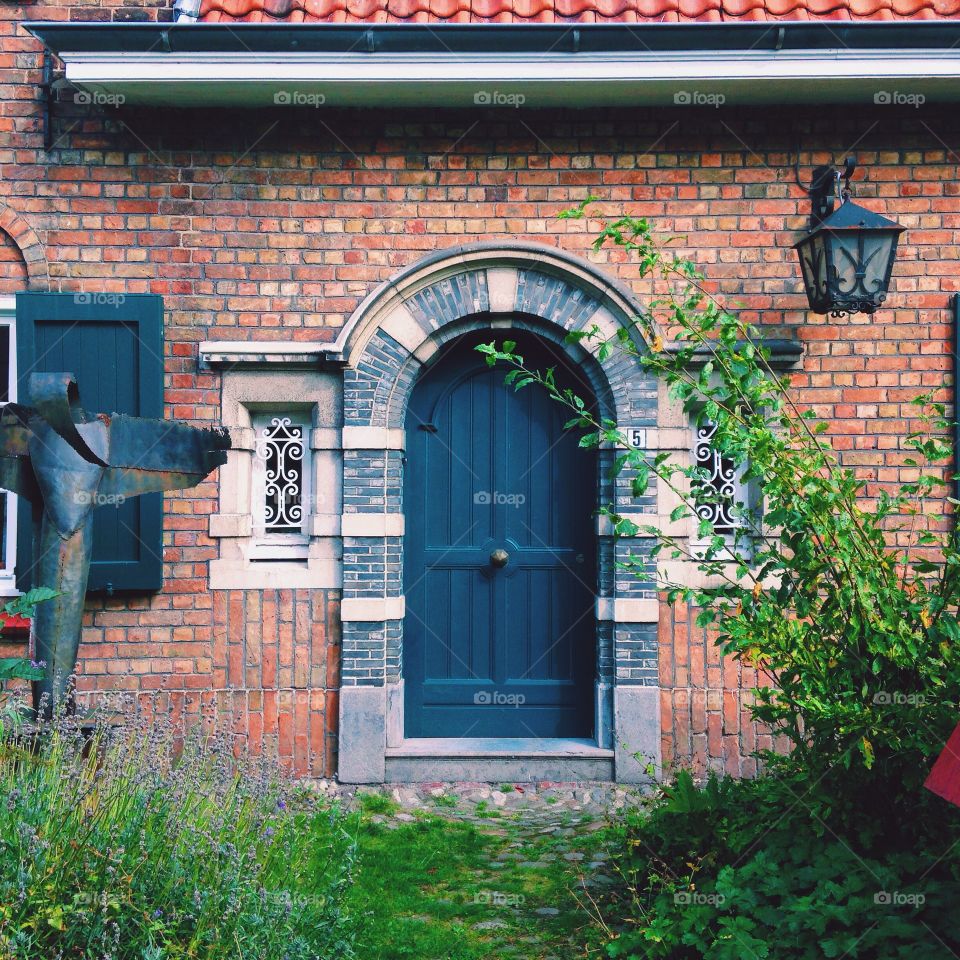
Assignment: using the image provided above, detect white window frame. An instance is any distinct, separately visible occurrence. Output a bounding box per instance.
[0,295,17,594]
[249,410,312,561]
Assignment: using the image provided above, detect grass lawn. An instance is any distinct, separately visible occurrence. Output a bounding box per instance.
[344,791,614,959]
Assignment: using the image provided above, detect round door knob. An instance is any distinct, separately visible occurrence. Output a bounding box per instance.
[489,548,509,568]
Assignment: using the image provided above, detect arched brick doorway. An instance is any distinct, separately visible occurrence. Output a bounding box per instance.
[336,242,661,784]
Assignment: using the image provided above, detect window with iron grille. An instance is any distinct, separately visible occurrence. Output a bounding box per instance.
[251,412,311,559]
[692,418,751,537]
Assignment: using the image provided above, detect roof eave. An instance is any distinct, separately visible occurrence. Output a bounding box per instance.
[25,20,960,108]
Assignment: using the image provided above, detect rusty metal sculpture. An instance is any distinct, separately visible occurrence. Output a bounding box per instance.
[0,372,230,716]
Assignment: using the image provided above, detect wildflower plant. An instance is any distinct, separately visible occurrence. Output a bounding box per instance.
[0,706,357,959]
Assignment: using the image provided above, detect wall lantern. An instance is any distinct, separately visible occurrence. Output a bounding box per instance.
[793,157,905,318]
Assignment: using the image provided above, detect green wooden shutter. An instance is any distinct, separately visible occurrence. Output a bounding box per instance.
[14,292,165,593]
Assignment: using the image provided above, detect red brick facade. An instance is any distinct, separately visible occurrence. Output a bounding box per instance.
[659,597,796,779]
[2,3,957,778]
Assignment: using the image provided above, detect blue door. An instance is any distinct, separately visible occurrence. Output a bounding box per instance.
[404,332,596,738]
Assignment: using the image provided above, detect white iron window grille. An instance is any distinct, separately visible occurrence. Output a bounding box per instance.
[251,412,311,559]
[692,419,748,536]
[0,297,17,593]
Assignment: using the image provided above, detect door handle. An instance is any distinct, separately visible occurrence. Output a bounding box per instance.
[489,548,509,568]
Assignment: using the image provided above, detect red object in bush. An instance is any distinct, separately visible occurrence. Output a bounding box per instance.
[0,613,30,636]
[925,721,960,808]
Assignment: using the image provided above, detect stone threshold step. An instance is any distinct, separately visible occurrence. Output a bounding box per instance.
[385,737,614,759]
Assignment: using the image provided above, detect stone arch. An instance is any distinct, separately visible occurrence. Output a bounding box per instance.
[385,311,619,431]
[336,242,661,786]
[338,241,646,433]
[0,204,48,291]
[0,230,29,294]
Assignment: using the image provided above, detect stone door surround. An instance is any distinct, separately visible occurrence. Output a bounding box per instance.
[336,241,662,784]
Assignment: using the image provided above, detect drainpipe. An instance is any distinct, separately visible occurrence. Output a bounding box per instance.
[955,295,960,505]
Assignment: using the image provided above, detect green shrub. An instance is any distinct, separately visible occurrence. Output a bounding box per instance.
[0,712,357,959]
[608,770,960,959]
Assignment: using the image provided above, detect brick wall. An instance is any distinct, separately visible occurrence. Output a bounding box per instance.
[658,596,794,779]
[74,588,339,775]
[1,0,958,778]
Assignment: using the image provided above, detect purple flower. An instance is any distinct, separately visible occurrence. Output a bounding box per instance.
[277,799,287,811]
[264,827,274,838]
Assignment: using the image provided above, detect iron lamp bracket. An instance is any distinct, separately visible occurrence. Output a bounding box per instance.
[808,156,857,228]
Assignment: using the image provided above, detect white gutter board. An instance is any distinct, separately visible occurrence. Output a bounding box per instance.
[60,50,960,107]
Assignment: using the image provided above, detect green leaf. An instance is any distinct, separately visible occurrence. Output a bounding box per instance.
[633,465,651,495]
[3,587,58,619]
[615,518,640,537]
[0,658,45,681]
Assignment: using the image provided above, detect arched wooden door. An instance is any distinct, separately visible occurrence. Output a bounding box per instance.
[403,332,596,739]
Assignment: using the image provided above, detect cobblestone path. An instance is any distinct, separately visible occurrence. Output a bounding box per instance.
[313,780,651,959]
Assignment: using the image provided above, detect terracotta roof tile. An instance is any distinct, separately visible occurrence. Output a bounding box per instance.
[198,0,960,22]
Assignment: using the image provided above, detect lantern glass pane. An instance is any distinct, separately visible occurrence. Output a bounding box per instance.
[861,231,895,295]
[828,231,860,296]
[797,232,827,305]
[797,237,815,292]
